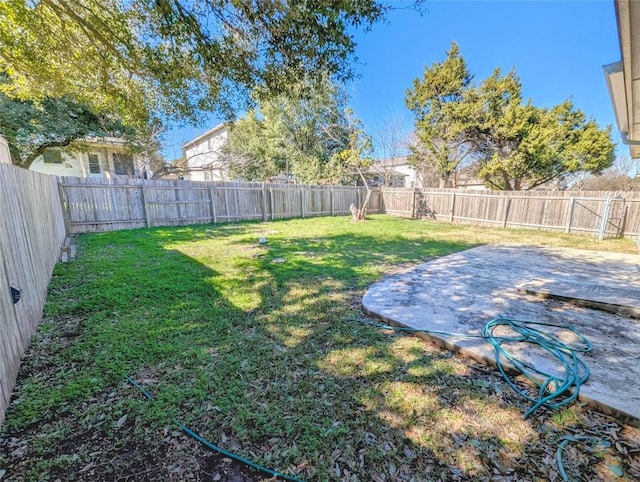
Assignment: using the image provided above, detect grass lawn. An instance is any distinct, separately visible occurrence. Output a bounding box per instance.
[1,215,639,481]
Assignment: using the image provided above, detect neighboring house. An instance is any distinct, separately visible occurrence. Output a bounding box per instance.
[456,173,489,190]
[359,164,407,187]
[29,137,147,179]
[360,157,419,188]
[182,123,229,181]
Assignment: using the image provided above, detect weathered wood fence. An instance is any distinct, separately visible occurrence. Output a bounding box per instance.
[0,164,66,425]
[2,170,640,426]
[380,188,640,241]
[58,179,640,242]
[59,177,374,233]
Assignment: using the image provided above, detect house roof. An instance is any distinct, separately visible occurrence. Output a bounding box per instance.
[76,136,129,149]
[375,155,410,168]
[365,165,408,178]
[181,123,227,151]
[605,0,640,158]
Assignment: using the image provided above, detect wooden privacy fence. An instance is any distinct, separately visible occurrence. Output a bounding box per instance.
[59,177,372,233]
[380,188,640,242]
[0,164,66,426]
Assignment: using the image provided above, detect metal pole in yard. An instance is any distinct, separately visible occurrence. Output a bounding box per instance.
[502,196,511,228]
[565,197,575,233]
[598,196,613,241]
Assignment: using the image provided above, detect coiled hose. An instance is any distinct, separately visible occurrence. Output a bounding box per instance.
[354,315,592,418]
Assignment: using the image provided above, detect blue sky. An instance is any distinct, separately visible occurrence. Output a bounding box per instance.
[164,0,622,160]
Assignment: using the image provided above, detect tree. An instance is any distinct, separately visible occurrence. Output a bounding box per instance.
[334,108,373,219]
[0,87,129,168]
[0,0,409,130]
[467,71,615,190]
[571,155,640,191]
[405,43,474,187]
[130,120,167,179]
[372,117,409,186]
[406,45,615,190]
[223,110,277,182]
[221,79,353,184]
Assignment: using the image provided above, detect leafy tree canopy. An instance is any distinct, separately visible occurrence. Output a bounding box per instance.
[0,83,130,168]
[222,79,363,184]
[0,0,408,130]
[406,44,615,190]
[405,43,473,187]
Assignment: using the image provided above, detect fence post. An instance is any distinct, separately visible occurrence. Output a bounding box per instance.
[356,188,361,211]
[270,188,275,221]
[565,197,575,233]
[330,188,335,216]
[449,192,456,222]
[261,183,267,221]
[501,196,510,228]
[174,181,181,221]
[141,186,151,227]
[223,188,229,222]
[598,196,613,241]
[411,189,417,218]
[56,180,71,233]
[300,185,305,218]
[209,186,217,224]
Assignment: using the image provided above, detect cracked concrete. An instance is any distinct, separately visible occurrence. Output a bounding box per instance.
[362,244,640,426]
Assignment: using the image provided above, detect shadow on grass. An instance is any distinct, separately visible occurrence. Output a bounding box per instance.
[0,217,620,481]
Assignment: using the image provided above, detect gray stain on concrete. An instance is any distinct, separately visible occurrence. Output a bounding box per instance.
[362,244,640,425]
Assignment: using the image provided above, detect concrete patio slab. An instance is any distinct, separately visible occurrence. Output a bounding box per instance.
[362,245,640,426]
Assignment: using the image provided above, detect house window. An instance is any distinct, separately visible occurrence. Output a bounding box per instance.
[88,154,101,174]
[113,153,134,176]
[42,150,63,164]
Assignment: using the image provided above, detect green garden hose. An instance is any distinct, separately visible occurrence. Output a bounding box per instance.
[556,435,610,481]
[353,315,592,419]
[125,315,594,481]
[127,378,306,482]
[354,316,604,479]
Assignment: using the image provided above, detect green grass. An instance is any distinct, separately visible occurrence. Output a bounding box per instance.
[1,215,638,481]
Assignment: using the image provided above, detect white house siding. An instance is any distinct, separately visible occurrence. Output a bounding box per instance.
[183,125,228,181]
[29,145,143,179]
[30,149,84,177]
[391,164,421,188]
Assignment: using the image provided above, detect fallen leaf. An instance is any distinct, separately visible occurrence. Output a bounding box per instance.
[79,462,95,473]
[115,415,128,429]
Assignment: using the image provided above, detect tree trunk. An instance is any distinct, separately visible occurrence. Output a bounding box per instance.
[352,168,372,220]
